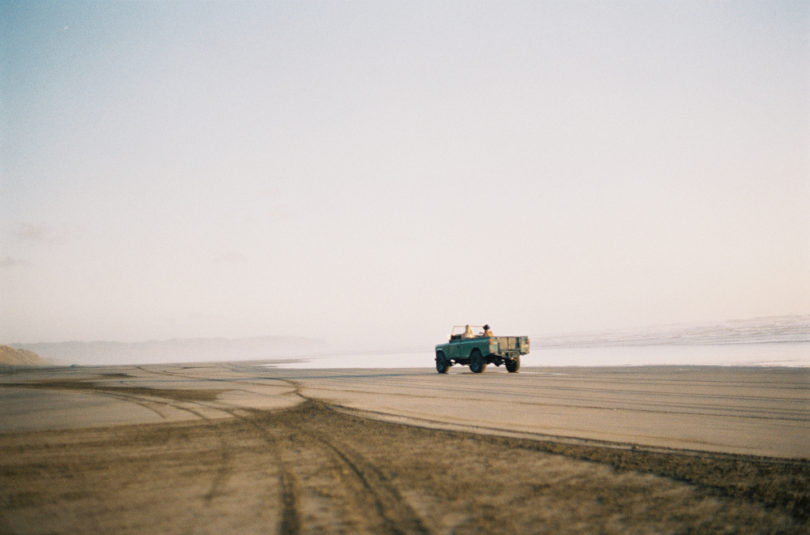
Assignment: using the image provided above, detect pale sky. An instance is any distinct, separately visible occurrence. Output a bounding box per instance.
[1,1,808,349]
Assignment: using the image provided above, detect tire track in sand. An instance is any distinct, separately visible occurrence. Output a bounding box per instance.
[62,383,234,506]
[0,378,240,534]
[130,367,302,534]
[291,406,432,535]
[87,385,302,534]
[84,385,301,534]
[135,367,431,534]
[197,398,431,535]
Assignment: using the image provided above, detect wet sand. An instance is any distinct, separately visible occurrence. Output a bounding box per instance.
[1,363,808,534]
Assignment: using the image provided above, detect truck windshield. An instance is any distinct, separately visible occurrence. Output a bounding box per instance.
[450,325,486,337]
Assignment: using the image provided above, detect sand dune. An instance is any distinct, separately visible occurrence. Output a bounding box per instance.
[0,345,48,367]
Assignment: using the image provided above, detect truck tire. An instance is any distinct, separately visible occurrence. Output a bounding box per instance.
[506,356,520,373]
[435,351,449,374]
[469,349,486,373]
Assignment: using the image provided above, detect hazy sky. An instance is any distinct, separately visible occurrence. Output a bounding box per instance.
[2,1,808,348]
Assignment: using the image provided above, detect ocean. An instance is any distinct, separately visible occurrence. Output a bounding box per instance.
[270,342,809,369]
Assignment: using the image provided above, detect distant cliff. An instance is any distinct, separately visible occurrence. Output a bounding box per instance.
[0,345,49,366]
[12,336,328,366]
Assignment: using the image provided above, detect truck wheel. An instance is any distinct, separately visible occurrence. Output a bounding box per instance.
[506,356,520,373]
[435,351,449,374]
[469,349,486,373]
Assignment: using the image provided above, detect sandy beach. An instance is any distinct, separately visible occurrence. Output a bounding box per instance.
[1,362,808,534]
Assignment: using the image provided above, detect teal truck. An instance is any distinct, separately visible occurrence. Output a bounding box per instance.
[434,325,530,374]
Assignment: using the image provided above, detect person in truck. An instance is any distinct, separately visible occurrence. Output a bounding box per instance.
[462,325,475,338]
[482,324,493,337]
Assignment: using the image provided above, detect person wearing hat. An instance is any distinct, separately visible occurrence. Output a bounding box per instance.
[483,324,493,337]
